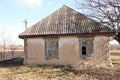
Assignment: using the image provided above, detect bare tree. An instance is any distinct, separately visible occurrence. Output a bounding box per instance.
[2,36,6,60]
[0,31,3,60]
[75,0,120,43]
[0,33,11,60]
[10,45,16,58]
[2,35,10,60]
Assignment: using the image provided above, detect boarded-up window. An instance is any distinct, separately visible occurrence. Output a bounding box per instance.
[79,38,93,58]
[86,39,93,57]
[45,38,58,59]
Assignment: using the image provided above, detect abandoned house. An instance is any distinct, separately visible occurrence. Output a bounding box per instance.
[19,5,115,68]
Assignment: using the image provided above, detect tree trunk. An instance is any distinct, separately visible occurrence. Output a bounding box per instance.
[115,33,120,44]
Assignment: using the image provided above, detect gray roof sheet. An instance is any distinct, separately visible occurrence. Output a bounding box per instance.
[19,5,115,38]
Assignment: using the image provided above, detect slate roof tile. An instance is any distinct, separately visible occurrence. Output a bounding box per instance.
[19,5,115,38]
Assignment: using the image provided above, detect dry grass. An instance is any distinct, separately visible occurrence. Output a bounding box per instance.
[0,50,119,80]
[110,50,120,53]
[111,50,120,64]
[111,56,120,60]
[0,64,120,80]
[0,65,89,80]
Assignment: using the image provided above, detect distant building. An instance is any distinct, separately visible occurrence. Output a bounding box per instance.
[19,5,115,68]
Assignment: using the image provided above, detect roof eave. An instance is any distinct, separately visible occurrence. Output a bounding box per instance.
[19,32,116,39]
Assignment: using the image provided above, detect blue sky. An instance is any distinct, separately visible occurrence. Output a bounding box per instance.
[0,0,77,45]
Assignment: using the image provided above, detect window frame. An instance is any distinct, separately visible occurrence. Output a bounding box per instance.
[79,37,94,58]
[81,40,87,57]
[45,38,59,59]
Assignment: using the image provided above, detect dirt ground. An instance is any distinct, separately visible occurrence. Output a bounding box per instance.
[73,64,120,80]
[0,64,119,80]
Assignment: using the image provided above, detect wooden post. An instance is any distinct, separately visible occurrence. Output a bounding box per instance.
[24,19,27,29]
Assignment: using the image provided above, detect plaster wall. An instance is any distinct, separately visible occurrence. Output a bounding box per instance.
[26,36,112,68]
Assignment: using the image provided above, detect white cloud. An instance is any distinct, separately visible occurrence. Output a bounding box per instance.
[16,0,43,9]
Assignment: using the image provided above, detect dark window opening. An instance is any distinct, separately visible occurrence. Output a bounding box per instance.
[81,40,87,56]
[82,46,86,51]
[82,50,86,55]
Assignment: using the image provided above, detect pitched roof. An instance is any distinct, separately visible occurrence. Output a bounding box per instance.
[19,5,115,38]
